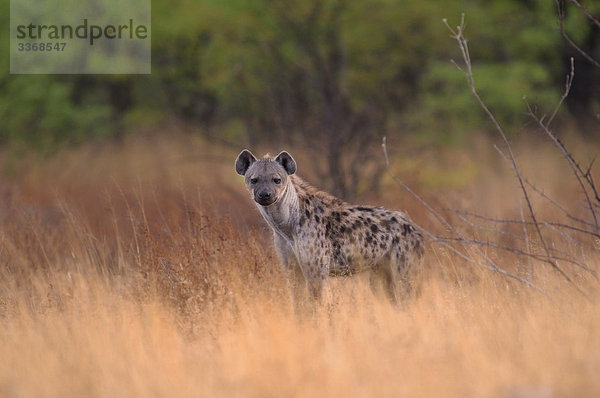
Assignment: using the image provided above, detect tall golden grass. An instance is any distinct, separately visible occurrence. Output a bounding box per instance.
[0,134,598,397]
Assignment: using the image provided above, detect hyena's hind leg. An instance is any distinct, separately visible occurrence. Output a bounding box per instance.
[369,261,397,305]
[390,245,425,302]
[370,247,424,305]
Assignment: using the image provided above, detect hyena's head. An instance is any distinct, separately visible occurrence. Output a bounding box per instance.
[235,149,296,207]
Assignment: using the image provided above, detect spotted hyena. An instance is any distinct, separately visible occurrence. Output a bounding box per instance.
[235,149,425,303]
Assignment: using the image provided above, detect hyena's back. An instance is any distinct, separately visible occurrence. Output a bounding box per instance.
[292,177,424,278]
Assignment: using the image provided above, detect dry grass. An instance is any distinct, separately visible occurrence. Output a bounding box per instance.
[0,134,599,397]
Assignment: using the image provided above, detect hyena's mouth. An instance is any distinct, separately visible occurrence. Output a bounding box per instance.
[255,197,276,207]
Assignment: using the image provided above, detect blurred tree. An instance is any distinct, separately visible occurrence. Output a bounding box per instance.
[557,0,600,133]
[198,0,449,198]
[0,76,113,149]
[417,1,564,141]
[0,0,130,148]
[151,0,219,127]
[0,0,597,187]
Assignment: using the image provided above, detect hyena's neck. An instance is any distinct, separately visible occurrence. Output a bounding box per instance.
[258,179,300,241]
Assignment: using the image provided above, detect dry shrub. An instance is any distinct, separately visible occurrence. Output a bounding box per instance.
[0,134,599,397]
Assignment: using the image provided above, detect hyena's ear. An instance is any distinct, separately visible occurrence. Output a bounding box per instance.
[235,149,257,176]
[275,151,296,175]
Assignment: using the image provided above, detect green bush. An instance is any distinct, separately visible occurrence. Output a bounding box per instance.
[0,77,113,149]
[0,0,595,151]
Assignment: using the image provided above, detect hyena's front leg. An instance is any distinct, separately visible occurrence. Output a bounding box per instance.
[298,258,327,303]
[273,233,308,305]
[305,276,324,301]
[273,232,294,271]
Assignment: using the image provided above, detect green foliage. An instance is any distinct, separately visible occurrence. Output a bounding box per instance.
[415,0,563,138]
[0,0,595,150]
[0,0,126,149]
[0,77,112,149]
[420,60,558,140]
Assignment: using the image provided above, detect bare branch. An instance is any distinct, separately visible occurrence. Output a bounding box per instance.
[452,210,597,276]
[546,57,575,128]
[493,144,597,230]
[519,200,534,279]
[436,236,595,280]
[524,99,599,231]
[445,14,575,285]
[568,0,600,29]
[382,137,550,296]
[453,209,600,242]
[556,0,600,68]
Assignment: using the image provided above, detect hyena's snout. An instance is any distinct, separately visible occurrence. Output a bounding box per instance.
[255,189,276,206]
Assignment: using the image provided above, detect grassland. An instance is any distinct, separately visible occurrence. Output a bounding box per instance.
[0,134,598,397]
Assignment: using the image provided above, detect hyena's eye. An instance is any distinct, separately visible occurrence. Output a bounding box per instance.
[273,178,281,184]
[250,177,258,184]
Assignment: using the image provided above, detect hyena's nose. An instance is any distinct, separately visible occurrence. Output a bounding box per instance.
[258,191,272,200]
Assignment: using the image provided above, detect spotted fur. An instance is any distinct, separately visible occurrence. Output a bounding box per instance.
[235,149,425,302]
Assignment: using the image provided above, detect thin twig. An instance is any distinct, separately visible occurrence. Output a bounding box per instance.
[382,137,549,296]
[457,213,524,242]
[444,15,575,286]
[460,212,597,264]
[556,0,600,68]
[525,100,599,231]
[451,207,596,259]
[494,144,597,230]
[546,57,575,128]
[454,209,600,242]
[520,200,534,279]
[455,212,590,270]
[436,235,594,278]
[568,0,600,30]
